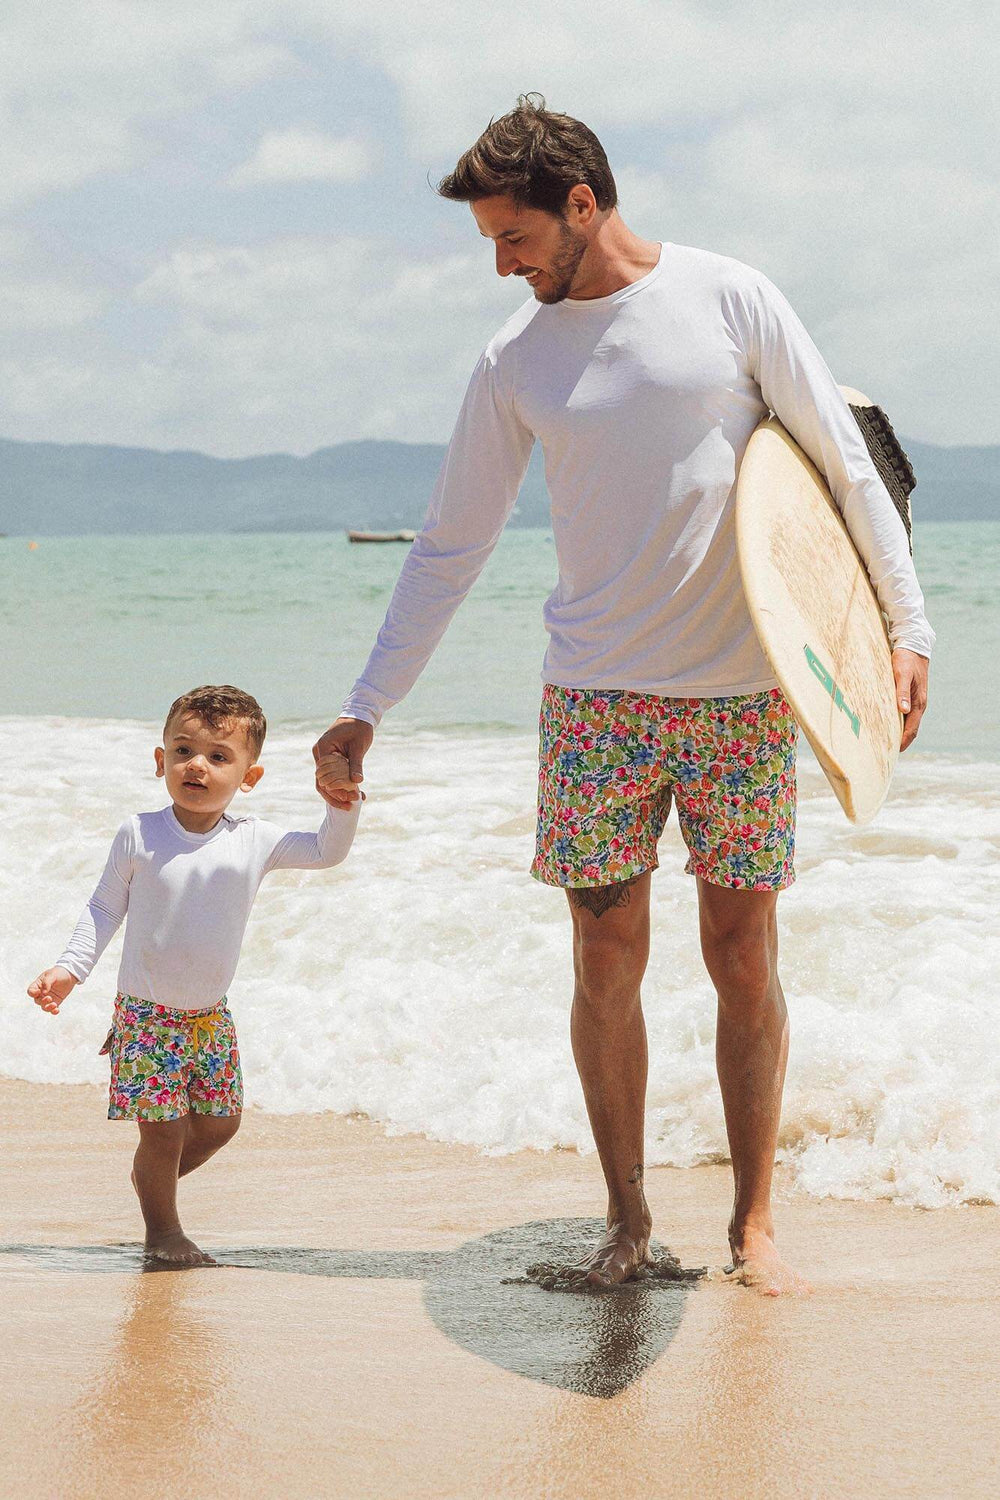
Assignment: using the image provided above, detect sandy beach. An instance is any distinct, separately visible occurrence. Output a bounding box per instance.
[2,1077,997,1500]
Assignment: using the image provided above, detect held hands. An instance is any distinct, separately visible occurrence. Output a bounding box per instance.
[27,966,78,1015]
[892,649,929,752]
[312,717,374,810]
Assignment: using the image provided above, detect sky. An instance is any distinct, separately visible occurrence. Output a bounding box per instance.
[1,0,997,456]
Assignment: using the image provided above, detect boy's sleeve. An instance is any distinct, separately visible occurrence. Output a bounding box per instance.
[56,820,135,983]
[259,802,361,875]
[743,272,935,658]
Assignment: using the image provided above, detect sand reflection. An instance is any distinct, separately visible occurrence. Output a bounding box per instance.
[63,1271,245,1494]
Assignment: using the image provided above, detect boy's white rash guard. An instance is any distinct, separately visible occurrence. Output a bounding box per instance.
[57,802,359,1010]
[341,243,934,727]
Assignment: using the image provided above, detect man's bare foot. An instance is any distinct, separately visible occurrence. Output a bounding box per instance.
[726,1226,811,1297]
[143,1229,217,1270]
[559,1220,652,1289]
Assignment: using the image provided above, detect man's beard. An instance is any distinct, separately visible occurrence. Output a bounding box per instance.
[529,219,587,304]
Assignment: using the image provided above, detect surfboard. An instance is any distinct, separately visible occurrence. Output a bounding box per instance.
[736,388,910,825]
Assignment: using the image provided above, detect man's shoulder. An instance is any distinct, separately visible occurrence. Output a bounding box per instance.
[483,296,544,366]
[665,242,770,298]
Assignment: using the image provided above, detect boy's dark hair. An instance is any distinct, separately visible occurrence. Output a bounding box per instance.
[164,685,267,760]
[437,93,618,216]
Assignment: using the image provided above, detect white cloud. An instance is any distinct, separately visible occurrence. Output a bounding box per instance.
[228,128,374,187]
[0,2,298,205]
[0,232,521,454]
[0,0,996,446]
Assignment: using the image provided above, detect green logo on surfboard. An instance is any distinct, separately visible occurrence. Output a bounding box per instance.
[804,646,860,738]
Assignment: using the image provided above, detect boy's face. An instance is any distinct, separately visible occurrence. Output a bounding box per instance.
[155,713,263,819]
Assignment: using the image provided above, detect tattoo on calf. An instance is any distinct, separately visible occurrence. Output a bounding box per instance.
[567,879,637,919]
[628,1163,644,1186]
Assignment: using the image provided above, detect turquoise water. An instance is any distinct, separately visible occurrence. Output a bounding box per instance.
[3,523,997,755]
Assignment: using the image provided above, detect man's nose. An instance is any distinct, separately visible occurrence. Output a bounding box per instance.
[495,243,519,278]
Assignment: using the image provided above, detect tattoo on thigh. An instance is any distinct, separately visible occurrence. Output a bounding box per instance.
[567,879,637,919]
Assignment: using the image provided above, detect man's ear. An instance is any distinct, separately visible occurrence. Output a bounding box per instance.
[241,764,265,794]
[566,183,598,229]
[154,747,165,779]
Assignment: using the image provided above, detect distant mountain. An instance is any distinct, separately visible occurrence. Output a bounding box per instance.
[0,436,550,535]
[0,431,995,536]
[896,439,999,523]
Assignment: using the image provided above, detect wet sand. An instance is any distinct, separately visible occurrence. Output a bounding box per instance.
[2,1078,998,1500]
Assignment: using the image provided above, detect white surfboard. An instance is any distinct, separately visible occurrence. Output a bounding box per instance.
[736,389,904,825]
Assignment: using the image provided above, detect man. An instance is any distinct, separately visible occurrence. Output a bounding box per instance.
[313,96,933,1295]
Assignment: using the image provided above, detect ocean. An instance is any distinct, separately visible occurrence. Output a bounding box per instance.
[4,524,999,1208]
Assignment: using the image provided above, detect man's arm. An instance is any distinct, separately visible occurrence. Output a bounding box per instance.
[313,347,535,797]
[745,274,934,749]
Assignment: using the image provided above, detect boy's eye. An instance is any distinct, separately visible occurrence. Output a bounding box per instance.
[211,753,227,762]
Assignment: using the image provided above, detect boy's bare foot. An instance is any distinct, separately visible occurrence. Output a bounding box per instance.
[558,1219,652,1288]
[726,1226,811,1297]
[143,1229,218,1269]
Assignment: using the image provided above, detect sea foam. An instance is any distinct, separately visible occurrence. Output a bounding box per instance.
[4,717,999,1209]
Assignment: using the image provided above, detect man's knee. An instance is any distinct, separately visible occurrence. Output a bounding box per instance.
[570,888,649,1010]
[699,885,779,1002]
[700,918,776,1014]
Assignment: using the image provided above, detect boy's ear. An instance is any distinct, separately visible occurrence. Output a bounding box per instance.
[241,764,264,793]
[154,747,165,779]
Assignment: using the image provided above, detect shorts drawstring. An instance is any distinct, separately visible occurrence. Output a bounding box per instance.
[189,1011,223,1052]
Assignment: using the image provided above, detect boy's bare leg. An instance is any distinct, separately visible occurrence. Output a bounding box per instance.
[178,1112,241,1178]
[559,872,653,1287]
[698,881,810,1296]
[132,1116,217,1267]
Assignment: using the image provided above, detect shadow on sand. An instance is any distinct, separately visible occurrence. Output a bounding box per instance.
[1,1217,705,1397]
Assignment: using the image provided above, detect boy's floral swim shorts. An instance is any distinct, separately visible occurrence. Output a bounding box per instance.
[531,685,798,893]
[101,994,243,1122]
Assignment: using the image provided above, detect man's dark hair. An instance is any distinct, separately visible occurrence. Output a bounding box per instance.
[437,93,617,216]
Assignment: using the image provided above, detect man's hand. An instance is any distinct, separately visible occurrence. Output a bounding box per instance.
[313,717,374,809]
[892,649,929,752]
[28,966,78,1015]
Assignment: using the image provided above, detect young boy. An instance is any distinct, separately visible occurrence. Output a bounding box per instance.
[27,684,360,1268]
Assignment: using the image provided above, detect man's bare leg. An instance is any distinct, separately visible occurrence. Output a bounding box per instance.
[698,881,810,1296]
[559,872,653,1287]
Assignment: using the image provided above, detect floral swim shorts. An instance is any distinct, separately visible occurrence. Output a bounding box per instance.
[531,685,798,892]
[101,994,243,1122]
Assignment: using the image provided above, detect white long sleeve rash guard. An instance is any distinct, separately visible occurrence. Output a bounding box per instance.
[341,243,934,727]
[57,801,359,1010]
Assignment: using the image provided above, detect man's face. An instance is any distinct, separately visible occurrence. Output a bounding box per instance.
[472,195,588,304]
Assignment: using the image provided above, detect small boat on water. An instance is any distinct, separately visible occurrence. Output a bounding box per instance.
[347,529,416,544]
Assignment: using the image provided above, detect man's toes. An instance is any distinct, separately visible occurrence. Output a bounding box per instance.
[558,1264,586,1281]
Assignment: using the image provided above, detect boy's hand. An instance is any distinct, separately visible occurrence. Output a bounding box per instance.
[313,718,373,810]
[28,967,78,1014]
